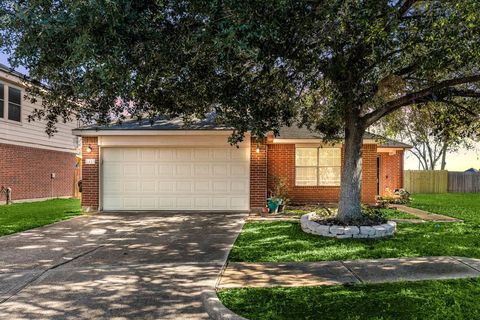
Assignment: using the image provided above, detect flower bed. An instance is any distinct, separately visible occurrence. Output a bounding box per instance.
[300,212,396,239]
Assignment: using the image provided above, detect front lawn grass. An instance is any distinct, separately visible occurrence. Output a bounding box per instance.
[229,193,480,262]
[0,198,82,236]
[409,193,480,221]
[381,208,420,220]
[219,278,480,320]
[224,193,480,319]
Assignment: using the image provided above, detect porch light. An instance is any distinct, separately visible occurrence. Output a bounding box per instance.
[86,145,93,153]
[256,144,260,153]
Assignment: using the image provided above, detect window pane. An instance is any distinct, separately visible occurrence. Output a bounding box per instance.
[8,103,21,122]
[318,148,341,166]
[318,167,341,186]
[295,148,317,166]
[295,167,317,186]
[8,87,21,105]
[0,84,3,118]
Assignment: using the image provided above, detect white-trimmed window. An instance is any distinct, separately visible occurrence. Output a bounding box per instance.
[295,147,341,186]
[8,86,21,122]
[0,83,4,118]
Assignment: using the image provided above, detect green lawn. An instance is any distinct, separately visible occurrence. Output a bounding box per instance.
[0,198,82,236]
[219,278,480,320]
[221,194,480,319]
[228,193,480,262]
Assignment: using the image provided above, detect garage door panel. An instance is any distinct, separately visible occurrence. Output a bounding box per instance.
[102,146,250,211]
[123,197,140,209]
[176,181,193,193]
[123,149,139,161]
[176,149,192,161]
[177,198,194,209]
[231,164,249,177]
[123,165,139,177]
[158,164,175,175]
[157,149,175,161]
[213,198,228,209]
[193,148,211,160]
[158,181,176,193]
[140,198,157,210]
[103,148,123,161]
[142,181,157,193]
[194,181,211,192]
[194,198,210,209]
[231,197,249,209]
[213,181,229,193]
[231,148,249,161]
[193,164,210,177]
[140,149,156,161]
[103,164,122,177]
[212,165,228,177]
[213,149,229,161]
[175,164,192,176]
[231,181,248,193]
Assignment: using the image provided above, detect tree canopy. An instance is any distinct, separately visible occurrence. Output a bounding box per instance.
[2,0,479,221]
[381,103,479,170]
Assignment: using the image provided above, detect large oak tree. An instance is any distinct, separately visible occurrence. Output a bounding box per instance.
[1,0,479,222]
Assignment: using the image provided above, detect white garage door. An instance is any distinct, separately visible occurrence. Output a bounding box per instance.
[102,146,250,211]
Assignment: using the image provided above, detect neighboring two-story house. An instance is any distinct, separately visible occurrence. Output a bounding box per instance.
[0,63,80,203]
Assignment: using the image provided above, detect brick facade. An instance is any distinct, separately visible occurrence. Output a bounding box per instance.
[81,137,99,211]
[79,136,404,212]
[266,143,380,205]
[0,143,76,202]
[378,150,404,196]
[249,138,268,211]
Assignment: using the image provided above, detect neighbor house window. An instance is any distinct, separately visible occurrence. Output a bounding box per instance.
[295,147,341,186]
[0,84,4,118]
[8,87,21,122]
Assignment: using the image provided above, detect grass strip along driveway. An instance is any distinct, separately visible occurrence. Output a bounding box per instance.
[220,193,480,319]
[0,198,81,236]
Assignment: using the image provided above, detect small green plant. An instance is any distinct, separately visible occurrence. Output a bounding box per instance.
[377,188,411,206]
[268,176,290,212]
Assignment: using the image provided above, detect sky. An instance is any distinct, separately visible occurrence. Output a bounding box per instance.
[404,143,480,171]
[0,52,28,74]
[1,52,479,170]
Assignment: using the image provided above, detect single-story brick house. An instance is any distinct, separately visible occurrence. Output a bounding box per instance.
[73,116,410,212]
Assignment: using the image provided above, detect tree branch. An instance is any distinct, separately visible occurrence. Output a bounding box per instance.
[363,74,480,126]
[398,0,419,17]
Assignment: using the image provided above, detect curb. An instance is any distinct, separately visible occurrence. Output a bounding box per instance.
[202,290,248,320]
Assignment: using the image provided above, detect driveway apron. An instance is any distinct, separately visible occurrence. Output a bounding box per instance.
[0,212,246,319]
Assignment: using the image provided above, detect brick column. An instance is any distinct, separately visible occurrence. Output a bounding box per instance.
[250,138,268,212]
[81,137,99,211]
[361,144,378,204]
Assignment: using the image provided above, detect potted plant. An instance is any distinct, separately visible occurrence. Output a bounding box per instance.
[268,176,290,213]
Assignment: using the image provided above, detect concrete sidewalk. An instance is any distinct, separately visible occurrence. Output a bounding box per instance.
[392,205,462,222]
[218,256,480,288]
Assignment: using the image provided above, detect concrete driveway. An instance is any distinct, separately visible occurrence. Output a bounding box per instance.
[0,211,246,319]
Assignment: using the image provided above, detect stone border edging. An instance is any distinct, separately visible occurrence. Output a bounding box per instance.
[301,212,396,239]
[202,290,249,320]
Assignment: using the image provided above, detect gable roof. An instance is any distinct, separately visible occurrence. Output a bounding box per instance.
[74,115,411,148]
[276,125,412,148]
[76,113,225,131]
[0,63,30,81]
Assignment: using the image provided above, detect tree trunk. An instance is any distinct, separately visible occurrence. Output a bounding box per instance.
[337,116,366,223]
[440,143,448,170]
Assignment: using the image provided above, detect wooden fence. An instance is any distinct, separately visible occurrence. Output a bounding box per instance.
[404,170,480,193]
[403,170,448,194]
[448,172,480,193]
